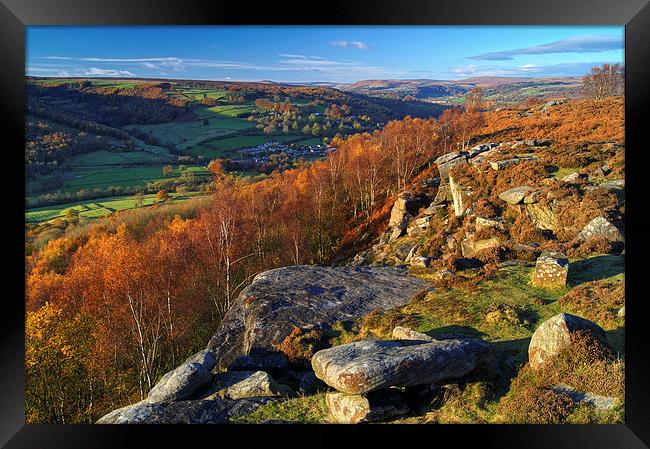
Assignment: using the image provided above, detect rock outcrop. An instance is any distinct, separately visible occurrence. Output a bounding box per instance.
[207,265,429,370]
[434,151,468,183]
[449,173,473,216]
[528,313,607,370]
[387,192,430,241]
[311,339,491,395]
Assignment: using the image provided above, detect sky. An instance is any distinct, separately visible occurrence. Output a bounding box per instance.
[26,26,624,83]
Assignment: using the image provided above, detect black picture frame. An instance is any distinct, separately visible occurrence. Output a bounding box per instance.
[2,0,649,447]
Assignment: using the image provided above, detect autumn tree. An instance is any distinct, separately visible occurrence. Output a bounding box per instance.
[156,189,170,202]
[162,165,174,177]
[583,63,624,100]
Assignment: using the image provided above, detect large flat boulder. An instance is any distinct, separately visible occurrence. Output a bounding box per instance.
[311,339,491,395]
[207,265,429,370]
[96,397,275,424]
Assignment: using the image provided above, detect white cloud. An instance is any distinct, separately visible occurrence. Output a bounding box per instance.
[27,67,71,77]
[448,61,621,79]
[82,67,136,77]
[470,35,623,61]
[330,40,369,50]
[37,53,402,82]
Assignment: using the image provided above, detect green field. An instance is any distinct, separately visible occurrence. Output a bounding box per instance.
[69,149,175,167]
[201,104,258,117]
[27,163,210,205]
[124,106,255,151]
[25,192,205,224]
[178,88,228,101]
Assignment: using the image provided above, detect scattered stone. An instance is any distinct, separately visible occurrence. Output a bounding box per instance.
[590,164,612,179]
[526,203,559,231]
[524,138,553,146]
[531,251,569,288]
[561,172,588,183]
[432,183,452,205]
[489,156,538,171]
[461,233,502,258]
[394,242,418,262]
[326,389,410,424]
[208,265,429,370]
[475,216,505,232]
[523,190,541,204]
[423,203,447,216]
[392,326,435,342]
[468,143,498,157]
[539,100,567,113]
[446,234,457,252]
[433,269,458,283]
[146,350,216,403]
[410,255,432,268]
[552,384,618,410]
[576,216,624,243]
[311,339,491,395]
[600,179,625,190]
[404,245,418,264]
[407,216,432,236]
[499,186,535,205]
[528,313,607,370]
[205,370,295,400]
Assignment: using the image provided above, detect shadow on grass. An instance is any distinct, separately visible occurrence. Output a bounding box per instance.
[466,337,532,396]
[568,254,624,287]
[426,325,488,340]
[606,327,625,358]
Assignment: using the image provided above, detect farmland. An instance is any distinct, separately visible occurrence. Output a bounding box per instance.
[26,191,205,224]
[25,76,446,227]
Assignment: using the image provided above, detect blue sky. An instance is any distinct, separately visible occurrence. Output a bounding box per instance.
[26,26,624,83]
